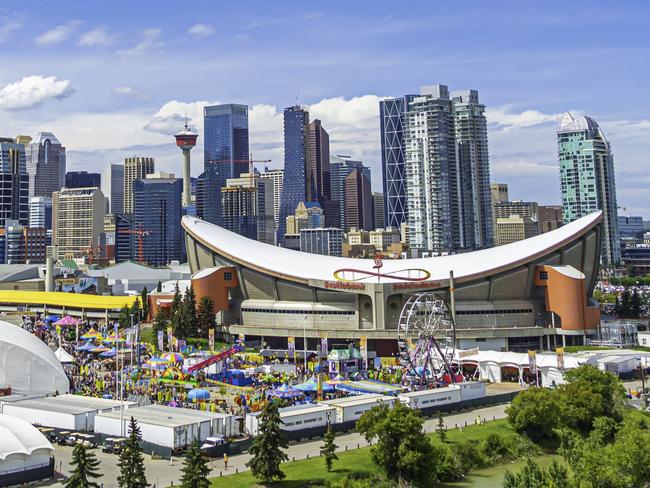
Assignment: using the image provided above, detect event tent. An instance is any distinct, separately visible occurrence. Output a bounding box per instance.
[54,347,75,364]
[0,321,69,395]
[0,414,54,484]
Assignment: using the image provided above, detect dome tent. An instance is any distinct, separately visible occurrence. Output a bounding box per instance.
[0,414,54,485]
[0,321,69,395]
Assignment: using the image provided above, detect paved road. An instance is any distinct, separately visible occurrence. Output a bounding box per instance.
[46,403,509,487]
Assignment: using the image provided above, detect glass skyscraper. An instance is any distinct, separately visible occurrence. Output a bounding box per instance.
[380,96,409,230]
[278,106,311,243]
[133,177,184,265]
[202,104,249,227]
[26,132,66,198]
[558,113,620,265]
[0,137,29,228]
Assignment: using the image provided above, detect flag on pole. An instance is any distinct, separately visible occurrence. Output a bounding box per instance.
[208,328,215,351]
[288,336,295,360]
[167,326,173,352]
[157,330,164,352]
[528,350,537,375]
[556,347,565,370]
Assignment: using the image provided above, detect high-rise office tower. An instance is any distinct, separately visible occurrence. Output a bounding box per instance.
[101,163,125,214]
[260,167,284,228]
[538,205,563,234]
[380,96,409,229]
[133,176,183,266]
[344,169,373,231]
[0,137,29,228]
[65,171,100,189]
[493,201,540,225]
[278,106,311,243]
[330,156,371,230]
[114,213,133,263]
[203,103,249,171]
[558,113,620,265]
[452,90,492,248]
[490,183,509,208]
[372,192,385,230]
[308,120,331,196]
[300,227,343,257]
[29,196,52,229]
[221,172,275,244]
[495,216,539,246]
[26,132,65,198]
[124,157,154,214]
[381,85,493,254]
[52,187,105,258]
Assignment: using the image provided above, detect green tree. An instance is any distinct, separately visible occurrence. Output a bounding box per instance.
[64,443,102,488]
[196,296,215,339]
[170,283,186,338]
[356,401,438,487]
[247,400,289,483]
[117,417,148,488]
[140,286,149,321]
[182,285,198,336]
[320,424,339,472]
[130,298,141,323]
[179,439,210,488]
[436,413,447,442]
[506,387,561,442]
[630,289,642,318]
[503,458,572,488]
[118,304,131,329]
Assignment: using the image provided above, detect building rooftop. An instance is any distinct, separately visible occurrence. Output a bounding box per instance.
[182,211,602,286]
[558,112,601,134]
[7,395,134,415]
[97,404,232,428]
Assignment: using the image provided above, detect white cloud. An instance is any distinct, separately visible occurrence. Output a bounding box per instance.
[187,23,215,38]
[143,100,213,135]
[486,105,562,130]
[77,26,112,47]
[0,20,22,43]
[115,28,162,59]
[112,85,147,98]
[0,75,75,111]
[35,20,81,46]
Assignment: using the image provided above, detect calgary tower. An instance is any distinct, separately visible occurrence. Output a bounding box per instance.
[174,120,198,207]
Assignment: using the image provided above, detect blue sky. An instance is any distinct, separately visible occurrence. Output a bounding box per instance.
[1,0,649,216]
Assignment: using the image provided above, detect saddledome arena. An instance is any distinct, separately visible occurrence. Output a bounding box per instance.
[183,212,603,354]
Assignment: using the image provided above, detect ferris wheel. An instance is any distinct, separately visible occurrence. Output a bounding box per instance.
[397,292,457,388]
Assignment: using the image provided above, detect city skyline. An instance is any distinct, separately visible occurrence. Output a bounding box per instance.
[0,1,648,217]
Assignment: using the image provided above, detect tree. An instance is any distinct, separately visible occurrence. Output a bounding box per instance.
[170,283,185,338]
[153,309,169,336]
[436,413,447,442]
[180,439,210,488]
[118,304,131,329]
[140,286,149,322]
[117,417,148,488]
[356,402,438,487]
[64,443,102,488]
[247,400,289,483]
[197,296,215,339]
[506,387,561,442]
[503,458,572,488]
[630,289,642,318]
[182,285,198,336]
[320,424,339,472]
[130,298,141,324]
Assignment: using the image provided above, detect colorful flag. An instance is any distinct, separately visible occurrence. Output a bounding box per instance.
[288,336,295,359]
[238,332,245,343]
[320,332,328,355]
[556,347,565,370]
[360,336,368,368]
[208,328,215,351]
[157,330,164,352]
[528,350,537,375]
[167,326,173,352]
[56,324,61,336]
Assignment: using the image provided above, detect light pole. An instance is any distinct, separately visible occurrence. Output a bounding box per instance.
[303,318,307,375]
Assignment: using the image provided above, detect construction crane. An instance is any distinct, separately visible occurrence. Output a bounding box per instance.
[117,223,151,264]
[205,157,272,190]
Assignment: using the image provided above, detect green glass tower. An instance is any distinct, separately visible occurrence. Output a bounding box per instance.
[557,113,620,266]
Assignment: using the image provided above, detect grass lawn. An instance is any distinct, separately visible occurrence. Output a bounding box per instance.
[211,419,520,487]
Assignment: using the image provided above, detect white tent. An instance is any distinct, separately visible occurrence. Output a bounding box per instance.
[54,347,75,364]
[0,414,53,478]
[0,321,69,395]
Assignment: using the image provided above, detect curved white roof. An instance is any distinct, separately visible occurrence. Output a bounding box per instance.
[0,321,69,395]
[0,414,53,461]
[183,211,602,285]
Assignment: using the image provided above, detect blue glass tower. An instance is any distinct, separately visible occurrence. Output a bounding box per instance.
[380,97,410,229]
[203,104,249,226]
[278,106,311,243]
[133,178,184,266]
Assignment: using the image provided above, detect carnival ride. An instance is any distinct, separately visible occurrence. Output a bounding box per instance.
[397,292,459,388]
[187,345,242,374]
